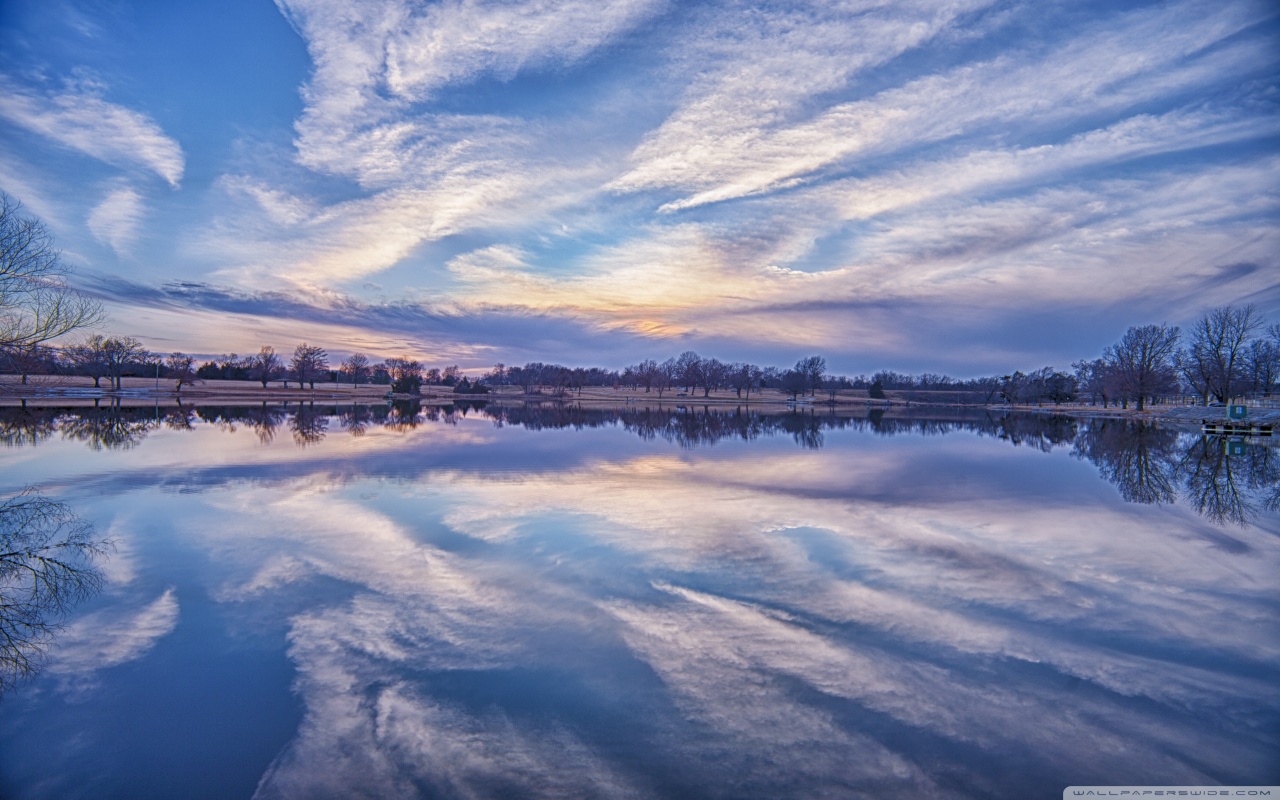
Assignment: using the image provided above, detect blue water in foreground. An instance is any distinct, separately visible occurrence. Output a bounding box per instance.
[0,403,1276,799]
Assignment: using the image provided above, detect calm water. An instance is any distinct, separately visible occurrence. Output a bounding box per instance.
[0,402,1276,799]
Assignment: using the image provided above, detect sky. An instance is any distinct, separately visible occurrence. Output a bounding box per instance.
[0,0,1277,376]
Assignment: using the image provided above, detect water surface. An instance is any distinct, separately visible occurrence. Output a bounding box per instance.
[0,403,1276,799]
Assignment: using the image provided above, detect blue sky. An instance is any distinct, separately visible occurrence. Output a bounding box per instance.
[1,0,1277,375]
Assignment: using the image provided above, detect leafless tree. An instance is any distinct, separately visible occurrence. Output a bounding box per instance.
[654,359,676,398]
[727,362,763,400]
[166,352,199,393]
[66,335,112,388]
[1245,327,1279,396]
[821,374,854,402]
[290,343,329,390]
[99,336,147,390]
[673,351,703,394]
[250,346,283,388]
[795,355,827,396]
[0,194,103,357]
[701,358,728,398]
[1183,305,1262,403]
[340,353,371,388]
[1103,324,1180,410]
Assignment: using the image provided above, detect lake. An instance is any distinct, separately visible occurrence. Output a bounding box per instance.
[0,402,1276,799]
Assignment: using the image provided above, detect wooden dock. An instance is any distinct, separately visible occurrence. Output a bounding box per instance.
[1202,420,1273,436]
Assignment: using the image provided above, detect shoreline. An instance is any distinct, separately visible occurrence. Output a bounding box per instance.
[2,377,1276,426]
[0,373,1274,424]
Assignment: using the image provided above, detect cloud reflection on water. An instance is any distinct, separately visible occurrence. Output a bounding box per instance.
[1,405,1276,797]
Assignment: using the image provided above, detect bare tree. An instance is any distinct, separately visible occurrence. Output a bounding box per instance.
[673,351,703,394]
[101,336,147,390]
[66,335,111,388]
[1245,326,1279,396]
[780,369,807,400]
[341,353,371,388]
[483,363,507,386]
[821,374,853,402]
[290,343,329,390]
[631,359,657,393]
[166,352,199,393]
[727,362,763,400]
[508,363,543,394]
[701,358,728,398]
[653,359,675,398]
[250,346,283,388]
[795,355,827,396]
[0,193,103,356]
[1103,324,1180,411]
[1183,305,1262,403]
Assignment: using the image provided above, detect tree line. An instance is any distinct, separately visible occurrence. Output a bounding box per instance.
[4,309,1277,408]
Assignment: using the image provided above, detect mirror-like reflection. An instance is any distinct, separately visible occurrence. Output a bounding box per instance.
[0,489,109,693]
[0,403,1275,799]
[2,403,1271,526]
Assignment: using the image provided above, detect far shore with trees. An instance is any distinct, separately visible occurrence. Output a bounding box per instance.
[2,190,1278,415]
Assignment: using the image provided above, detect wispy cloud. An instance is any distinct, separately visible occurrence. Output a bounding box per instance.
[0,76,185,187]
[87,185,145,256]
[48,588,180,689]
[614,0,1271,211]
[4,0,1275,369]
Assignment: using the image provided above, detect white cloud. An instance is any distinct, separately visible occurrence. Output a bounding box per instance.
[613,0,1270,211]
[171,0,1279,362]
[49,588,180,687]
[0,77,185,187]
[381,0,666,100]
[277,0,662,182]
[218,176,316,227]
[87,186,145,256]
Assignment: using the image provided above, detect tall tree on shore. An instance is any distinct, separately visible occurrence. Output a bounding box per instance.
[795,356,827,396]
[101,336,147,390]
[1182,305,1261,403]
[1245,325,1279,396]
[728,362,763,400]
[674,351,703,394]
[341,353,371,388]
[66,335,111,388]
[701,357,728,397]
[166,353,198,393]
[290,343,329,389]
[1104,324,1180,411]
[250,346,283,388]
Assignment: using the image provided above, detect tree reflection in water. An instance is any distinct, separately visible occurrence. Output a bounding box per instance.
[338,404,372,437]
[0,405,58,448]
[1073,420,1181,505]
[58,406,155,451]
[0,402,1274,526]
[197,403,287,445]
[0,489,109,693]
[289,403,328,447]
[1176,436,1279,526]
